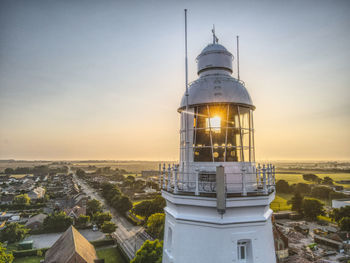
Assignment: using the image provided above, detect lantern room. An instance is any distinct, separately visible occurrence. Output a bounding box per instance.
[178,42,255,166]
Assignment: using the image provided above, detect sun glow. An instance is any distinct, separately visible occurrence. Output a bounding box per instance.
[206,116,221,133]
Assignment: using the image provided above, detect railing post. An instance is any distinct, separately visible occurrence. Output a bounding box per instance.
[267,164,271,189]
[162,164,166,190]
[257,164,261,188]
[272,165,276,189]
[262,164,267,194]
[158,164,162,189]
[195,169,199,196]
[241,166,247,196]
[167,164,171,191]
[174,165,178,194]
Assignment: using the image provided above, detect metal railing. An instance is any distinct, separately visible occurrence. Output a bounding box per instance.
[158,163,275,197]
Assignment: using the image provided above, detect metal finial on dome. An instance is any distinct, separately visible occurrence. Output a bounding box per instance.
[212,25,219,44]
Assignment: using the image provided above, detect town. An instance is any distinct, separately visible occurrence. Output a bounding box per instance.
[0,160,349,262]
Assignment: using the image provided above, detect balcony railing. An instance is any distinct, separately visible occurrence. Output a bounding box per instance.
[159,163,276,197]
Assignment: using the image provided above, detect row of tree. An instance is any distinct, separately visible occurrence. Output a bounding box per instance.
[302,174,334,185]
[100,182,133,215]
[3,165,67,176]
[276,180,347,200]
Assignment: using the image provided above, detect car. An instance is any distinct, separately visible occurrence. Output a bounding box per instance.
[92,225,98,231]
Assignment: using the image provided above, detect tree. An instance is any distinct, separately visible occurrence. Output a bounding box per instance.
[0,223,29,243]
[329,191,348,200]
[13,194,30,205]
[133,201,153,218]
[113,174,125,182]
[311,186,332,199]
[4,168,14,175]
[322,176,334,185]
[93,212,112,227]
[0,242,14,263]
[147,213,165,239]
[276,180,290,193]
[302,174,321,183]
[330,206,350,222]
[101,221,117,234]
[76,169,86,178]
[75,215,90,228]
[339,217,350,231]
[43,212,73,232]
[294,183,311,195]
[87,199,102,216]
[287,192,304,214]
[131,239,163,263]
[302,198,325,221]
[113,195,132,214]
[133,196,166,219]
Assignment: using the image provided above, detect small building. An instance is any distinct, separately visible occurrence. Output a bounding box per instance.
[44,226,98,263]
[273,224,289,262]
[25,213,47,230]
[0,195,14,205]
[294,225,309,235]
[64,205,86,220]
[332,198,350,209]
[18,240,33,250]
[27,187,46,199]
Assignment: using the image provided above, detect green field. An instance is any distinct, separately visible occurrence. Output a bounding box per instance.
[96,247,127,263]
[275,173,350,189]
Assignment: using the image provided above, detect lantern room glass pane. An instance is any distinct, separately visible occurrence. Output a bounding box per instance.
[191,104,254,162]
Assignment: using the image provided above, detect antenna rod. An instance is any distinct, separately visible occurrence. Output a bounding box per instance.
[184,9,190,178]
[236,35,240,81]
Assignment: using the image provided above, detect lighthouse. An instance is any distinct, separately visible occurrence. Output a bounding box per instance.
[159,28,276,263]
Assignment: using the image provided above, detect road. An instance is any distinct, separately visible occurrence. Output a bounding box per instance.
[70,169,150,259]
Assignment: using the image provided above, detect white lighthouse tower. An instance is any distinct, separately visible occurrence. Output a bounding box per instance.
[159,27,277,263]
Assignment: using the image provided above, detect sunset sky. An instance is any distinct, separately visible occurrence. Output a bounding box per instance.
[0,0,349,161]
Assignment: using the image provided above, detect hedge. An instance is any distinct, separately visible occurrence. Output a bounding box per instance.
[13,248,49,257]
[90,239,114,247]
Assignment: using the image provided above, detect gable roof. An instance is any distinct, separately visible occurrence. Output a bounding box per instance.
[25,213,47,226]
[45,226,97,263]
[64,206,86,219]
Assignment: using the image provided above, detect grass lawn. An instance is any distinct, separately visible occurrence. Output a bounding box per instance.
[270,194,292,211]
[13,256,44,263]
[96,247,127,263]
[318,215,333,223]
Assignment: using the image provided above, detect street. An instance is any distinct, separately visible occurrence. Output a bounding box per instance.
[71,169,150,259]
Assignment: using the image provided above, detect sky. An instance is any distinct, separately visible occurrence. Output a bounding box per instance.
[0,0,349,161]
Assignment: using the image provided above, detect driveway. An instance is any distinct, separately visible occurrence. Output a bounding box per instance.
[24,229,105,249]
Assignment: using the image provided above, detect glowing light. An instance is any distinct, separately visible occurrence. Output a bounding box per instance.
[206,116,221,133]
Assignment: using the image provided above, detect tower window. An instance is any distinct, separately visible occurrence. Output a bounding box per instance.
[167,227,173,253]
[237,240,251,263]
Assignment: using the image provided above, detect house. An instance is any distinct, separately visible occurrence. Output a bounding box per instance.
[0,195,14,205]
[25,213,47,230]
[332,198,350,209]
[64,206,86,220]
[27,187,45,199]
[273,224,289,262]
[71,193,88,208]
[44,226,98,263]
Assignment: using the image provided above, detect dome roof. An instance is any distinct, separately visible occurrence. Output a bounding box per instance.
[196,43,233,75]
[200,43,229,54]
[179,75,254,110]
